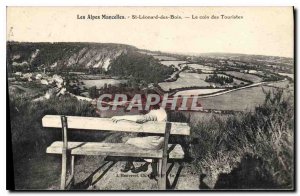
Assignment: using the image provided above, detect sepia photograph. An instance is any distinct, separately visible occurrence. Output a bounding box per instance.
[6,6,294,190]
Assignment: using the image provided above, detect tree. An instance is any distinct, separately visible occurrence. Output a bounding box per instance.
[205,74,233,85]
[108,51,173,85]
[88,86,99,99]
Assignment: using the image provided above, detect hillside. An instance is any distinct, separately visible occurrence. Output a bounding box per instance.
[7,42,173,84]
[7,42,136,72]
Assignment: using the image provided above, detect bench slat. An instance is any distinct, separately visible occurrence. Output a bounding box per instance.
[42,115,190,135]
[46,141,185,159]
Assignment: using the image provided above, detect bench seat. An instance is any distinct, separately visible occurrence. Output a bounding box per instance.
[46,141,185,159]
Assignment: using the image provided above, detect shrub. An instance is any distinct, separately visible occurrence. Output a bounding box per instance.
[190,89,294,189]
[8,94,96,159]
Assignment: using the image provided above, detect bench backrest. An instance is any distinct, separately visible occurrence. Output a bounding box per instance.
[42,115,190,136]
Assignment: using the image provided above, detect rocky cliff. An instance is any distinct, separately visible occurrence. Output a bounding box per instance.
[7,42,136,72]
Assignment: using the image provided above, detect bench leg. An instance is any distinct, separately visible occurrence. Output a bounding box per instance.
[158,159,162,177]
[158,158,167,190]
[70,155,75,178]
[66,155,75,189]
[60,149,67,190]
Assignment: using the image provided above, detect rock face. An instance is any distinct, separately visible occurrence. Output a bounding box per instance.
[66,46,126,71]
[7,42,134,72]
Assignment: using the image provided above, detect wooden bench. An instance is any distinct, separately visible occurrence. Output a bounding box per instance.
[42,115,191,190]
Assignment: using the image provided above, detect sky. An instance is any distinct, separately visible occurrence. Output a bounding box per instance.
[7,7,294,58]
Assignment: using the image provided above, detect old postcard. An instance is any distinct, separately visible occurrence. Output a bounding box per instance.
[6,7,294,190]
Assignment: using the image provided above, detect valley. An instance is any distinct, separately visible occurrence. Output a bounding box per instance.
[7,42,294,114]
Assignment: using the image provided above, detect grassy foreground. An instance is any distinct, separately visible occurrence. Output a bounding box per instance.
[189,89,294,189]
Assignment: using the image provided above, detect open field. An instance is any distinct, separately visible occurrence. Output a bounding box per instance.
[159,72,246,91]
[69,72,86,75]
[187,63,215,71]
[160,61,187,67]
[225,71,263,83]
[80,79,127,89]
[200,70,214,73]
[137,51,159,56]
[278,72,294,79]
[77,75,108,80]
[174,89,225,96]
[232,78,247,85]
[153,55,178,61]
[158,72,210,91]
[264,80,294,91]
[199,85,275,111]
